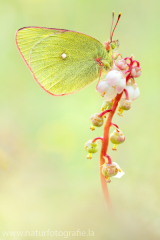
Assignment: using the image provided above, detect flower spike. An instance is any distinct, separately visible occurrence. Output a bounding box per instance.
[85,14,141,208]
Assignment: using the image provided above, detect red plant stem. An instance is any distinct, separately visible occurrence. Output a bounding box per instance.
[104,154,112,164]
[124,56,133,63]
[123,89,129,100]
[99,109,112,117]
[99,92,123,209]
[111,123,120,132]
[126,73,131,83]
[110,123,119,129]
[132,60,140,67]
[92,137,103,142]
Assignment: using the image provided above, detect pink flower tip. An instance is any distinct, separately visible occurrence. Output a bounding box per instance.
[131,66,142,78]
[116,59,128,70]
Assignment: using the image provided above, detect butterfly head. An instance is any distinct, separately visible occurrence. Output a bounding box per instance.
[110,39,120,50]
[104,39,120,52]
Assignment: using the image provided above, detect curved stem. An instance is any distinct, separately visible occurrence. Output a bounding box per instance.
[126,73,131,83]
[132,60,140,67]
[99,109,112,118]
[104,154,112,164]
[99,92,123,210]
[110,122,119,129]
[92,137,103,142]
[123,89,129,100]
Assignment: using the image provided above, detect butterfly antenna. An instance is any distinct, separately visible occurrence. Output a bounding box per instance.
[111,12,121,42]
[110,11,115,42]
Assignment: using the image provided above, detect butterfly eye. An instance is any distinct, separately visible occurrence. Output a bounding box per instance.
[110,42,116,49]
[110,40,120,50]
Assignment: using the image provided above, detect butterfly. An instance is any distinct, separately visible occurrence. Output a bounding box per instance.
[15,12,121,96]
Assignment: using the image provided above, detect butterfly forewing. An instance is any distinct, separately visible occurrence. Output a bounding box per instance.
[16,27,110,95]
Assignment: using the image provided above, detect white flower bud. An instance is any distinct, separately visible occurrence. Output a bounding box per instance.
[96,80,109,95]
[105,70,126,94]
[104,85,117,101]
[96,81,117,101]
[125,84,140,100]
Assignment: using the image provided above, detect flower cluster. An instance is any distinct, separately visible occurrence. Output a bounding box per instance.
[84,55,141,183]
[96,56,141,116]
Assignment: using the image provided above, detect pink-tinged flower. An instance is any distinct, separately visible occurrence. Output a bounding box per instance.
[104,85,117,101]
[131,66,142,78]
[125,83,140,100]
[102,162,125,183]
[96,81,117,101]
[116,59,128,70]
[110,129,125,144]
[105,70,126,94]
[90,113,103,127]
[110,129,125,150]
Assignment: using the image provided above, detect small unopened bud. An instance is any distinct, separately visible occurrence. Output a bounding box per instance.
[102,162,125,182]
[84,140,99,153]
[110,130,125,145]
[116,59,128,70]
[90,113,103,127]
[102,163,118,178]
[119,98,132,111]
[131,66,142,78]
[125,84,140,100]
[101,100,113,111]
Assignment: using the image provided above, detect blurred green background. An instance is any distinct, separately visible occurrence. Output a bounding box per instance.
[0,0,160,239]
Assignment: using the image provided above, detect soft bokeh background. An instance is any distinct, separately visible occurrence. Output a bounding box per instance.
[0,0,160,239]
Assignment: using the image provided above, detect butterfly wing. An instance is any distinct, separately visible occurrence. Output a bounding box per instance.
[15,27,111,96]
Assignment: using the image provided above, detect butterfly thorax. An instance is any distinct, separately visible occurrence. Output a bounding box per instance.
[101,39,120,71]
